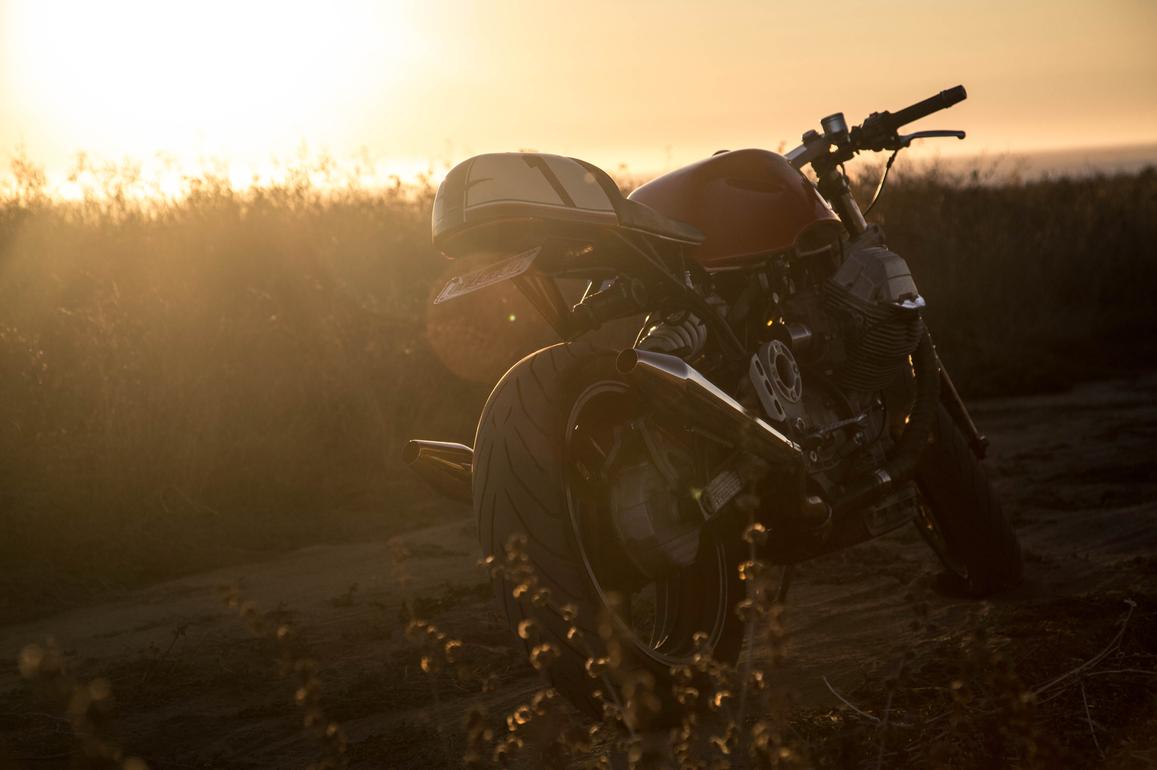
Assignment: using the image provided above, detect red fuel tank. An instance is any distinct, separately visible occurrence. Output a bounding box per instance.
[628,149,841,268]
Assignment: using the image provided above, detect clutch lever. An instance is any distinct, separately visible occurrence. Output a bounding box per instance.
[863,129,966,215]
[898,129,966,147]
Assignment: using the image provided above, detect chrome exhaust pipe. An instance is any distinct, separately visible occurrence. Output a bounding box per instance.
[616,349,801,467]
[403,440,474,504]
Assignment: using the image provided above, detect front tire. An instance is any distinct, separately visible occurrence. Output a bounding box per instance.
[474,342,746,725]
[914,404,1023,596]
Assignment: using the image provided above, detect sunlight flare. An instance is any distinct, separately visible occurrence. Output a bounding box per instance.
[3,0,424,162]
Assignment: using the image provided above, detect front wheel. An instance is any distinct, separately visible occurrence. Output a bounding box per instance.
[914,404,1023,596]
[474,342,746,725]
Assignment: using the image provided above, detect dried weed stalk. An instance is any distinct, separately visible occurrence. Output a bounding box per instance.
[220,583,348,770]
[16,638,149,769]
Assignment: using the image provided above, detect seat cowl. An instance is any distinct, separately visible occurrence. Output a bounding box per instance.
[567,158,703,245]
[433,153,703,257]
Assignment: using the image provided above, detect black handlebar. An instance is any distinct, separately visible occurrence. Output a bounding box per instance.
[785,85,969,170]
[852,85,967,151]
[889,85,967,131]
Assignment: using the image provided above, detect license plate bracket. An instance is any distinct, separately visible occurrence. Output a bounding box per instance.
[433,247,542,305]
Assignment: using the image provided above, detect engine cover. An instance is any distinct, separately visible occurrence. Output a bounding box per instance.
[750,340,805,425]
[824,241,925,393]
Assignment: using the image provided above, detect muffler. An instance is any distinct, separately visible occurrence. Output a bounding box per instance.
[616,349,802,466]
[403,440,474,504]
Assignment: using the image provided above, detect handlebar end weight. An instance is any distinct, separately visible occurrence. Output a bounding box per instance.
[941,85,967,107]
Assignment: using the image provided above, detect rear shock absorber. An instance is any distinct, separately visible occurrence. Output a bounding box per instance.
[635,309,709,359]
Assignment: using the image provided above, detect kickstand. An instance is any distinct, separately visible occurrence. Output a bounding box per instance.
[775,565,794,605]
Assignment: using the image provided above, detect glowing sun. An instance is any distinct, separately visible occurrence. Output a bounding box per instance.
[2,0,422,163]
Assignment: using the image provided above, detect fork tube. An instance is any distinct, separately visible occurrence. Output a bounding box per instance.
[816,167,867,237]
[832,189,868,236]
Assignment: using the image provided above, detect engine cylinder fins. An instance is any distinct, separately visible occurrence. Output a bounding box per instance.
[750,340,806,425]
[836,303,924,391]
[822,240,927,393]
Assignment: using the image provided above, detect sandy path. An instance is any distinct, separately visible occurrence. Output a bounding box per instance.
[2,374,1155,768]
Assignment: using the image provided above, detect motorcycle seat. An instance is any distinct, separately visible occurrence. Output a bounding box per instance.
[433,153,705,258]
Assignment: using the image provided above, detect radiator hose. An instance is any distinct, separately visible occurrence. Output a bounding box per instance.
[832,331,940,515]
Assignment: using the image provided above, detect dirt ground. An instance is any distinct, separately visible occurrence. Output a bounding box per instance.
[1,373,1156,769]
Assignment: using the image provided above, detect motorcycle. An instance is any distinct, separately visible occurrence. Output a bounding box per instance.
[405,85,1022,722]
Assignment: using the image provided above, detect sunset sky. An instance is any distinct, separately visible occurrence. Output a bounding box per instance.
[1,0,1155,181]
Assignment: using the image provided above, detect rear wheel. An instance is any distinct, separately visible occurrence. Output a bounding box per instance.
[913,404,1023,596]
[474,342,746,725]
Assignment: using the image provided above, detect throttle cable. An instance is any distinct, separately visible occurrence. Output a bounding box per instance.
[863,147,903,216]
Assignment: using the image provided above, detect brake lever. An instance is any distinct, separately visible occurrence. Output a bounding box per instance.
[898,130,966,147]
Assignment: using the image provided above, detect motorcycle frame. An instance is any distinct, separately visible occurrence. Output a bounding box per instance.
[502,154,988,460]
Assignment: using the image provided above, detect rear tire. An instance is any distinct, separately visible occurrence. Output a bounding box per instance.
[914,404,1023,596]
[474,341,746,725]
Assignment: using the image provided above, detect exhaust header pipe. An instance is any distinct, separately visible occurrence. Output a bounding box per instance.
[404,440,474,504]
[616,349,801,467]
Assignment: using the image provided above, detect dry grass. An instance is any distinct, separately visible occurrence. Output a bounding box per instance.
[5,529,1154,768]
[0,164,485,620]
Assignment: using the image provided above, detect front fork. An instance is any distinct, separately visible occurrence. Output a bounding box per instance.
[816,165,868,237]
[932,346,990,458]
[816,165,989,460]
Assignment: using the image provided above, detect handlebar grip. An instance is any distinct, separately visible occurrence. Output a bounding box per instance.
[889,85,967,129]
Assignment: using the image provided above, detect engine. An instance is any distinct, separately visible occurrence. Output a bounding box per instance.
[609,236,932,563]
[823,241,926,393]
[741,237,929,536]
